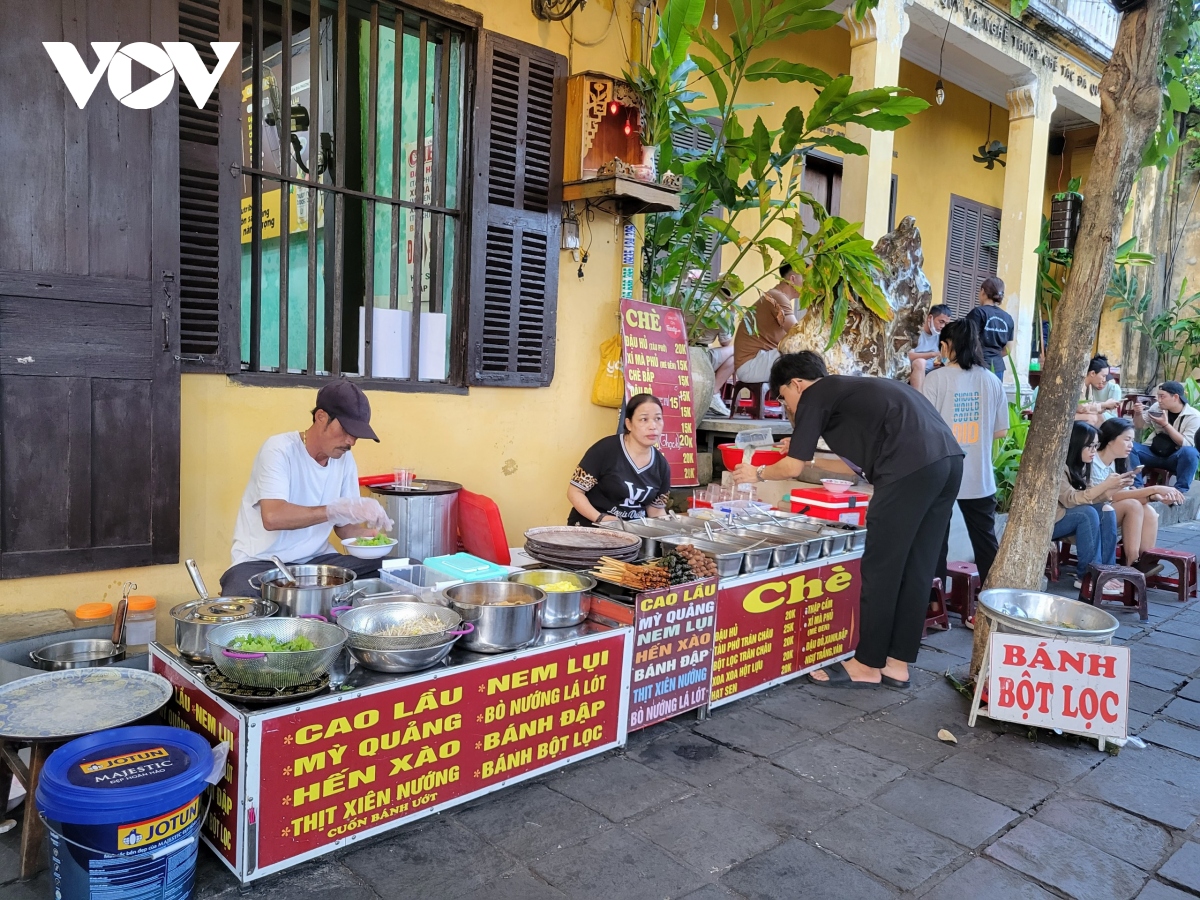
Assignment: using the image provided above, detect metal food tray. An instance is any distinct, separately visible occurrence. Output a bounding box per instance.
[709,526,802,567]
[740,525,828,562]
[658,535,746,578]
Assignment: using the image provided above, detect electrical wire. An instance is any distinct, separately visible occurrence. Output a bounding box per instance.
[561,0,617,47]
[533,0,588,22]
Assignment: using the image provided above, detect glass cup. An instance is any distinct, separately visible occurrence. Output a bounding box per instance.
[393,468,415,488]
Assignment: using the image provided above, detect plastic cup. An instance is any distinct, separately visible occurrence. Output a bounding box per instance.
[393,468,415,488]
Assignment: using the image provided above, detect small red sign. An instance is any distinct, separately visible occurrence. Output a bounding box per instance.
[152,655,242,870]
[254,633,627,869]
[629,578,718,730]
[710,558,861,704]
[620,298,698,486]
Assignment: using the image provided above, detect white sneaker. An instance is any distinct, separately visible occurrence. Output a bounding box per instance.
[709,395,731,417]
[1103,582,1126,597]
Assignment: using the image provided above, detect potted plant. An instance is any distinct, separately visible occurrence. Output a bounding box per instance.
[1049,177,1084,257]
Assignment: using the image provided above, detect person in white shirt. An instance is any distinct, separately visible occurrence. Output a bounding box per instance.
[220,381,394,598]
[907,304,951,391]
[1131,381,1200,492]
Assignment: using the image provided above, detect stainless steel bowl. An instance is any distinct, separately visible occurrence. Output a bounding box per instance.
[979,588,1119,641]
[248,564,358,619]
[170,598,278,662]
[29,639,124,670]
[507,570,596,628]
[337,602,468,650]
[444,581,545,652]
[347,640,459,673]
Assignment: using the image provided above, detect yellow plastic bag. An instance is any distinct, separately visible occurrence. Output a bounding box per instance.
[591,335,625,408]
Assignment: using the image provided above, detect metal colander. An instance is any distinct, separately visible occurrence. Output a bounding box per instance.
[337,602,468,651]
[207,618,346,688]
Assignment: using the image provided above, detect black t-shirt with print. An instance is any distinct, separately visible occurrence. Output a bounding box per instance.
[787,375,962,486]
[967,304,1015,366]
[568,434,672,526]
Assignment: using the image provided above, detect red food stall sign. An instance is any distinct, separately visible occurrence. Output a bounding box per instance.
[629,577,718,730]
[620,298,698,487]
[252,633,628,871]
[710,557,862,706]
[151,653,243,872]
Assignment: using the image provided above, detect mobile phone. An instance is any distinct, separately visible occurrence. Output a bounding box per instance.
[1129,465,1144,475]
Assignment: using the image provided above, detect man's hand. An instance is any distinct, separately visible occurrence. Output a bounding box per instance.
[1149,409,1167,426]
[327,497,394,530]
[732,463,759,485]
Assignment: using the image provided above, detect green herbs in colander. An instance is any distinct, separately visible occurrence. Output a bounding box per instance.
[228,634,317,652]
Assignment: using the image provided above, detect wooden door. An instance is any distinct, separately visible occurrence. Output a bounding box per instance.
[0,0,181,578]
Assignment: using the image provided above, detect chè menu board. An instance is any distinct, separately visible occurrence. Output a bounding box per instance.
[620,299,699,486]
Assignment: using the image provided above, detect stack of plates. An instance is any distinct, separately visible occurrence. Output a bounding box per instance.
[524,526,641,569]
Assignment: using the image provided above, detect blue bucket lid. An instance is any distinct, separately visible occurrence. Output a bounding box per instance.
[37,726,213,825]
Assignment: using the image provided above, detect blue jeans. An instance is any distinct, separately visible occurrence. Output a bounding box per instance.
[1052,504,1117,577]
[1131,442,1200,492]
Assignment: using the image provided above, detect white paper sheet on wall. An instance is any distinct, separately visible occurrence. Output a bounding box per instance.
[356,307,447,379]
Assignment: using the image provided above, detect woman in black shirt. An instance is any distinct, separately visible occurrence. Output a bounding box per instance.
[567,394,673,526]
[733,351,963,688]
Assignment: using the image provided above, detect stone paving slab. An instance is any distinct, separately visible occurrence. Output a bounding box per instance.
[1145,630,1200,656]
[704,760,855,836]
[626,730,756,789]
[1131,643,1200,676]
[873,772,1019,848]
[628,794,782,873]
[1141,718,1200,758]
[1162,696,1200,727]
[1178,678,1200,702]
[986,819,1147,900]
[1135,881,1199,900]
[543,755,690,822]
[454,871,568,900]
[530,825,708,900]
[453,783,611,862]
[752,686,864,734]
[1033,797,1173,871]
[830,717,958,769]
[721,838,898,900]
[692,705,816,756]
[1158,620,1200,640]
[773,736,908,800]
[971,732,1103,783]
[1130,664,1190,691]
[1130,681,1175,714]
[1072,763,1200,830]
[1157,841,1200,894]
[928,748,1057,811]
[919,857,1059,900]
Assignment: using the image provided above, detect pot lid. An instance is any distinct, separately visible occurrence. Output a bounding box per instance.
[185,599,260,623]
[370,479,462,497]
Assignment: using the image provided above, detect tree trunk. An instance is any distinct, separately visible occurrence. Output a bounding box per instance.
[970,0,1169,677]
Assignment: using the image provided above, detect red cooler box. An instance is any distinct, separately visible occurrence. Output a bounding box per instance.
[784,486,870,526]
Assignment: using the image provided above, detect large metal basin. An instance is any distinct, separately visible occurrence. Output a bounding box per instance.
[979,588,1119,641]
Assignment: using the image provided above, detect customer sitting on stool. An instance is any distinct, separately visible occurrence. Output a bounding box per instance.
[1131,381,1200,493]
[731,263,800,386]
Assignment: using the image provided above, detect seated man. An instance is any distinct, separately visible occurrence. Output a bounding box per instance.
[1075,355,1121,426]
[220,381,395,598]
[1131,381,1200,493]
[732,263,800,385]
[907,303,951,391]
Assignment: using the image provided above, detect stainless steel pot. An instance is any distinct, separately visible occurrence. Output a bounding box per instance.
[248,564,359,619]
[444,581,545,653]
[507,570,595,628]
[369,480,462,561]
[31,596,129,670]
[173,560,279,662]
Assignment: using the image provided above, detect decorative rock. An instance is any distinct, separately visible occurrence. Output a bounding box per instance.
[688,345,716,424]
[778,216,932,378]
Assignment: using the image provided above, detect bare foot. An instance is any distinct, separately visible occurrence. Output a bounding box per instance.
[809,657,881,684]
[880,657,909,683]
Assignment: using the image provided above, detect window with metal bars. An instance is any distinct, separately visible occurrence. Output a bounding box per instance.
[943,194,1001,318]
[224,0,566,390]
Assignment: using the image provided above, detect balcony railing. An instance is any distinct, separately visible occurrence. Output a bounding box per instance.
[1029,0,1118,59]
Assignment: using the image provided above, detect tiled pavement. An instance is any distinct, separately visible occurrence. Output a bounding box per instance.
[8,523,1200,899]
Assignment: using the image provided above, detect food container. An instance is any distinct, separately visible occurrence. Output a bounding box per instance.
[207,618,346,688]
[742,525,826,562]
[444,581,545,653]
[717,443,787,471]
[368,479,462,560]
[979,589,1119,641]
[29,639,126,671]
[507,570,597,628]
[342,537,399,560]
[380,565,454,602]
[424,553,512,583]
[125,596,158,645]
[702,533,774,573]
[711,527,801,568]
[338,602,473,673]
[170,598,279,662]
[248,564,359,619]
[786,486,871,527]
[330,579,421,615]
[72,603,114,627]
[658,536,744,579]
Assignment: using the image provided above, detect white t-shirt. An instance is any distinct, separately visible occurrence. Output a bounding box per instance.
[913,328,940,372]
[1089,456,1117,487]
[922,364,1008,499]
[231,432,360,565]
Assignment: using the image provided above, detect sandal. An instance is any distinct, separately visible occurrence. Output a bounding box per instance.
[806,662,880,689]
[879,673,911,689]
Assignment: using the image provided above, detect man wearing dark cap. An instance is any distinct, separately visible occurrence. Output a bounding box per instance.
[1131,381,1200,493]
[220,381,394,598]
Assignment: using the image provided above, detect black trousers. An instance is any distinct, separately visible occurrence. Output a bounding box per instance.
[219,552,382,600]
[937,494,1000,585]
[856,455,963,668]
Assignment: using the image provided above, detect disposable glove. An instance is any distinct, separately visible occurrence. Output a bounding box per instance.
[326,497,394,531]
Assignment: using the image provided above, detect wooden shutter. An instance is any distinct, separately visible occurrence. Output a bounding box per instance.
[466,32,566,387]
[0,0,181,578]
[178,0,241,371]
[943,194,1000,318]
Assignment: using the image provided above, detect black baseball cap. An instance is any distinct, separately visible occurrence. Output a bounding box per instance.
[315,381,379,441]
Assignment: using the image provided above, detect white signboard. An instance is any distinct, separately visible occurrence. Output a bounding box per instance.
[986,634,1130,739]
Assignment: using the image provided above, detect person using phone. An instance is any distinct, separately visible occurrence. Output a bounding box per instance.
[1131,381,1200,492]
[1055,422,1120,588]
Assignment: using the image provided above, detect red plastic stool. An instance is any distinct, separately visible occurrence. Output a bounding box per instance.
[1140,547,1197,602]
[1143,467,1171,487]
[729,381,769,419]
[945,561,980,625]
[1056,537,1078,571]
[924,577,950,636]
[1045,545,1060,582]
[457,489,511,565]
[1079,563,1148,622]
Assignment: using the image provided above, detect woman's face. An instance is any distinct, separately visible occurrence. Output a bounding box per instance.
[1111,428,1135,459]
[626,402,664,447]
[1081,436,1098,464]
